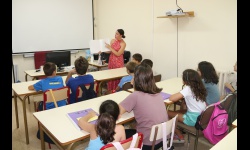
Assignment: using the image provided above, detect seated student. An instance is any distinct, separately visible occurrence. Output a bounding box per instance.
[78,100,126,150]
[28,62,67,110]
[168,69,207,143]
[197,61,220,105]
[65,56,95,104]
[131,53,142,65]
[119,64,168,150]
[140,58,159,76]
[114,61,137,92]
[224,61,237,93]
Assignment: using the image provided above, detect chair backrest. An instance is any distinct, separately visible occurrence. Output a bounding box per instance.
[43,86,70,110]
[149,114,178,150]
[100,132,143,150]
[76,81,98,102]
[220,92,237,125]
[34,51,50,69]
[122,82,133,91]
[154,74,162,82]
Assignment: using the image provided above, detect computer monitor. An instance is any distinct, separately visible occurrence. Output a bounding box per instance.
[45,51,71,71]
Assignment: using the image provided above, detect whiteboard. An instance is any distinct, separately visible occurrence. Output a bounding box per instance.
[12,0,93,53]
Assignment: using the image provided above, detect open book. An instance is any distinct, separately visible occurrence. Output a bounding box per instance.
[89,38,111,54]
[160,92,171,100]
[66,108,99,131]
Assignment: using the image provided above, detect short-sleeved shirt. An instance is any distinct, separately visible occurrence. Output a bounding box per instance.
[180,86,206,113]
[85,136,104,150]
[66,74,94,104]
[202,79,220,105]
[118,75,133,88]
[120,91,168,145]
[33,76,67,109]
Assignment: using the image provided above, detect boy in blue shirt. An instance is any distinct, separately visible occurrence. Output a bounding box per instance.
[28,62,67,110]
[65,56,95,104]
[114,61,137,92]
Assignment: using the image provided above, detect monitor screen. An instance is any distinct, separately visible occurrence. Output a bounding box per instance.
[45,51,71,70]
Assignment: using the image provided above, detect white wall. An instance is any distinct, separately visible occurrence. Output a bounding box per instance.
[12,0,237,82]
[94,0,237,79]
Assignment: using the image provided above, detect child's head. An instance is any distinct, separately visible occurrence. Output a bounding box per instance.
[233,61,237,72]
[132,53,142,64]
[96,100,120,144]
[134,64,162,94]
[141,59,153,68]
[74,56,89,75]
[43,62,56,76]
[197,61,219,84]
[182,69,207,102]
[125,61,137,75]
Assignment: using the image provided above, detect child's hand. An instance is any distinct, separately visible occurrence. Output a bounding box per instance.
[87,110,97,117]
[224,82,231,89]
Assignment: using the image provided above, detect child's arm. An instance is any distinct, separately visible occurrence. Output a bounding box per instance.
[65,69,76,84]
[169,92,184,103]
[78,111,96,133]
[115,86,120,92]
[225,82,236,92]
[28,85,35,90]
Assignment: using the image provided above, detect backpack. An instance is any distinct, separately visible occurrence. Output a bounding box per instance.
[195,102,228,145]
[227,92,237,125]
[79,82,97,101]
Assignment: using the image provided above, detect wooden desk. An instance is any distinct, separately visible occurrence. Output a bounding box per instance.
[25,69,69,81]
[33,91,133,150]
[88,60,108,71]
[86,67,128,96]
[12,80,42,144]
[128,77,183,107]
[210,128,237,150]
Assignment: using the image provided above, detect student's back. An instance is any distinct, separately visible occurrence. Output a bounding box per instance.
[65,56,94,104]
[197,61,220,105]
[28,62,67,109]
[119,65,168,149]
[78,100,126,150]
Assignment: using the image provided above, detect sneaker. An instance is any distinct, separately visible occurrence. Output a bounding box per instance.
[173,135,185,144]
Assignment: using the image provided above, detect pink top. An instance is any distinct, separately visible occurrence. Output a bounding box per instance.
[108,39,124,69]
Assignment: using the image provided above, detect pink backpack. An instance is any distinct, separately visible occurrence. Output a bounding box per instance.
[196,102,229,145]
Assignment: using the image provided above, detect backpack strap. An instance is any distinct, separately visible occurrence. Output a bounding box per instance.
[112,142,124,150]
[129,133,138,148]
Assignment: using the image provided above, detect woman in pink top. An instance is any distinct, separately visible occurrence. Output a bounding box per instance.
[105,29,126,91]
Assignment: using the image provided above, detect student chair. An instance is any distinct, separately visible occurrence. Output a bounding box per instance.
[100,132,143,150]
[176,105,215,150]
[36,86,70,149]
[34,86,70,111]
[122,82,133,92]
[76,81,98,103]
[153,74,162,82]
[149,114,178,150]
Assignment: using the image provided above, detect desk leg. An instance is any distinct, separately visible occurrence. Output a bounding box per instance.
[97,81,104,96]
[14,92,19,128]
[22,95,29,144]
[39,122,45,150]
[25,74,28,81]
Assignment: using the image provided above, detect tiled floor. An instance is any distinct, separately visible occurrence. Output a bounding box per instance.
[12,95,213,150]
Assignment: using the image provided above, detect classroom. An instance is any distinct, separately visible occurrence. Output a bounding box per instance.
[12,0,237,150]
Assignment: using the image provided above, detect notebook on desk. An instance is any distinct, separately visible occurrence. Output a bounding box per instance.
[66,108,99,131]
[160,92,171,100]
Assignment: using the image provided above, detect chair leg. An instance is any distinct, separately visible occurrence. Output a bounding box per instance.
[194,130,199,150]
[48,143,51,149]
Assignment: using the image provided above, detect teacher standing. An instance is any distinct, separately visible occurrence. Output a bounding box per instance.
[105,29,126,91]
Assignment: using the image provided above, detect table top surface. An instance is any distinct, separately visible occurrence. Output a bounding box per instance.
[33,91,133,144]
[210,128,237,150]
[13,67,127,95]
